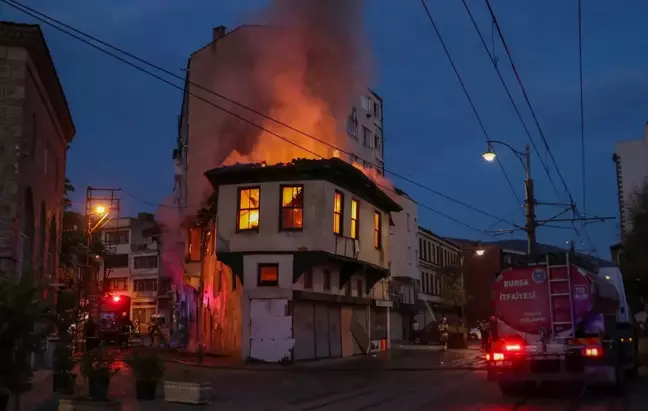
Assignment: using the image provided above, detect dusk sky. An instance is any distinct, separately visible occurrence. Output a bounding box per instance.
[4,0,648,259]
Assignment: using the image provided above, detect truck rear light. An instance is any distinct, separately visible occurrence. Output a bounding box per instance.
[485,353,491,361]
[492,353,504,361]
[584,347,601,357]
[505,344,522,351]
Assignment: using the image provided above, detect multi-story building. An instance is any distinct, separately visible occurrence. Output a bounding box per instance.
[345,90,384,174]
[98,213,165,327]
[189,158,400,361]
[0,22,74,280]
[416,227,462,327]
[387,189,419,341]
[613,123,648,238]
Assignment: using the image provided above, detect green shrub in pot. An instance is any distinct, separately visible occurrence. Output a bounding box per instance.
[79,348,119,401]
[125,350,165,400]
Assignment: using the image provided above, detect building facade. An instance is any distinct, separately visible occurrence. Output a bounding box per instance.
[0,22,74,280]
[192,158,400,361]
[416,227,462,327]
[98,214,165,326]
[345,90,384,174]
[387,189,419,341]
[614,123,648,238]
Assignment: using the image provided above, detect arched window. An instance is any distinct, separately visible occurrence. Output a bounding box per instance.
[19,187,35,278]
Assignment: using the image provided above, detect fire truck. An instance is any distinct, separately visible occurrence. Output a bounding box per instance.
[486,252,639,395]
[98,294,131,344]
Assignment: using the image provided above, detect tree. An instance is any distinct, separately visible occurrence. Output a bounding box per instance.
[439,264,468,315]
[621,182,648,312]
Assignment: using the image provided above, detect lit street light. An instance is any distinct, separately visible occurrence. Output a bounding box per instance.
[95,205,107,214]
[475,248,485,256]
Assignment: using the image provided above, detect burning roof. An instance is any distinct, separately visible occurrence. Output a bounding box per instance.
[204,157,402,213]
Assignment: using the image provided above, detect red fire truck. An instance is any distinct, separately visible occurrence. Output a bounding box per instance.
[486,252,639,395]
[99,294,131,344]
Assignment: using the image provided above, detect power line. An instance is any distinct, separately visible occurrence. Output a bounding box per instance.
[419,0,524,217]
[578,0,586,214]
[485,0,601,257]
[459,0,564,204]
[3,0,521,232]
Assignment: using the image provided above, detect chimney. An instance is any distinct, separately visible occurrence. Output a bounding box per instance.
[213,26,226,42]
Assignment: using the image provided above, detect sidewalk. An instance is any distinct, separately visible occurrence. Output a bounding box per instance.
[160,344,486,371]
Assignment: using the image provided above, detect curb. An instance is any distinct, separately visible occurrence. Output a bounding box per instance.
[167,359,485,372]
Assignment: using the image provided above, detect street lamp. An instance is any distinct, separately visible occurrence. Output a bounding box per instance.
[475,248,485,256]
[481,140,536,255]
[95,205,107,214]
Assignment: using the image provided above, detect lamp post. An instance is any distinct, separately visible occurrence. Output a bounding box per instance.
[482,141,536,255]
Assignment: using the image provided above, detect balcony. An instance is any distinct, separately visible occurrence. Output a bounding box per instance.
[334,235,358,259]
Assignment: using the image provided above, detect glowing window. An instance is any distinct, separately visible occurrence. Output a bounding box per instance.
[373,211,382,249]
[333,191,344,235]
[258,264,279,287]
[280,185,304,230]
[237,187,260,231]
[350,199,359,239]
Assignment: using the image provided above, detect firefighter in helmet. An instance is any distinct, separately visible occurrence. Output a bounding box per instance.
[438,317,449,351]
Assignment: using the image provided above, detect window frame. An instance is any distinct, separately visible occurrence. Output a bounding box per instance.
[279,184,304,231]
[333,190,345,236]
[323,270,331,291]
[350,199,359,239]
[236,186,261,233]
[302,269,313,289]
[257,263,279,287]
[373,210,382,249]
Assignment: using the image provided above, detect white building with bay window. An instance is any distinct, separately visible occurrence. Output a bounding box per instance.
[195,158,401,362]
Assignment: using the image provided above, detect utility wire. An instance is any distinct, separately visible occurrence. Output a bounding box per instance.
[485,0,600,257]
[3,0,520,232]
[419,0,524,217]
[578,0,586,214]
[460,0,564,204]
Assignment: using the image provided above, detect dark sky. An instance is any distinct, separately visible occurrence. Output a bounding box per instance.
[5,0,648,259]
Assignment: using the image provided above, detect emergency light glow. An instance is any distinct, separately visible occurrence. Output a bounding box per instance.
[584,348,600,357]
[112,296,121,303]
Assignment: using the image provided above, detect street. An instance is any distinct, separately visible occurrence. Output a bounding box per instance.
[15,346,647,411]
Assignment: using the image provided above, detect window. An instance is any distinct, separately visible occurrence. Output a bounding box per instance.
[323,270,331,291]
[105,277,127,291]
[105,230,129,245]
[373,211,382,249]
[422,272,427,293]
[362,126,372,147]
[104,253,129,268]
[134,255,158,269]
[187,227,201,262]
[419,238,423,259]
[374,131,382,156]
[134,279,157,292]
[361,95,370,111]
[258,264,279,287]
[237,187,260,231]
[350,199,359,239]
[333,191,344,235]
[356,279,363,297]
[345,280,352,296]
[347,109,358,138]
[427,242,431,262]
[303,270,313,289]
[280,185,304,230]
[406,213,411,231]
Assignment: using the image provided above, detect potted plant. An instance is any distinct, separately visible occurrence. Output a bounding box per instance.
[79,348,119,401]
[125,350,165,400]
[0,276,51,411]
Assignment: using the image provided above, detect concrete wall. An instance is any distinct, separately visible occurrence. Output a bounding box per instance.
[389,193,419,281]
[0,45,68,278]
[217,180,391,270]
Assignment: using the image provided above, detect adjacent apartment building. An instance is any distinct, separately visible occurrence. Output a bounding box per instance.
[416,227,462,327]
[98,214,166,327]
[0,22,74,280]
[613,122,648,238]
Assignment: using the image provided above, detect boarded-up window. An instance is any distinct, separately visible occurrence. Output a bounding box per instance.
[258,264,279,287]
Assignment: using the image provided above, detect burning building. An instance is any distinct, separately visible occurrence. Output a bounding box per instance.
[199,158,400,361]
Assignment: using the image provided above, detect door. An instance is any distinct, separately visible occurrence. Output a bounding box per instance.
[292,302,316,360]
[314,304,330,358]
[328,306,342,357]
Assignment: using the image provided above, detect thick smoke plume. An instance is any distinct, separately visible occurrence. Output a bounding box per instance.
[188,0,372,210]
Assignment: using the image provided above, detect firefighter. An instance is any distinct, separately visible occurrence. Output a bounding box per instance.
[479,319,490,351]
[118,314,132,351]
[438,317,449,351]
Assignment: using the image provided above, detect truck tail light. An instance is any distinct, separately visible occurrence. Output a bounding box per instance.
[584,347,601,357]
[505,344,522,352]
